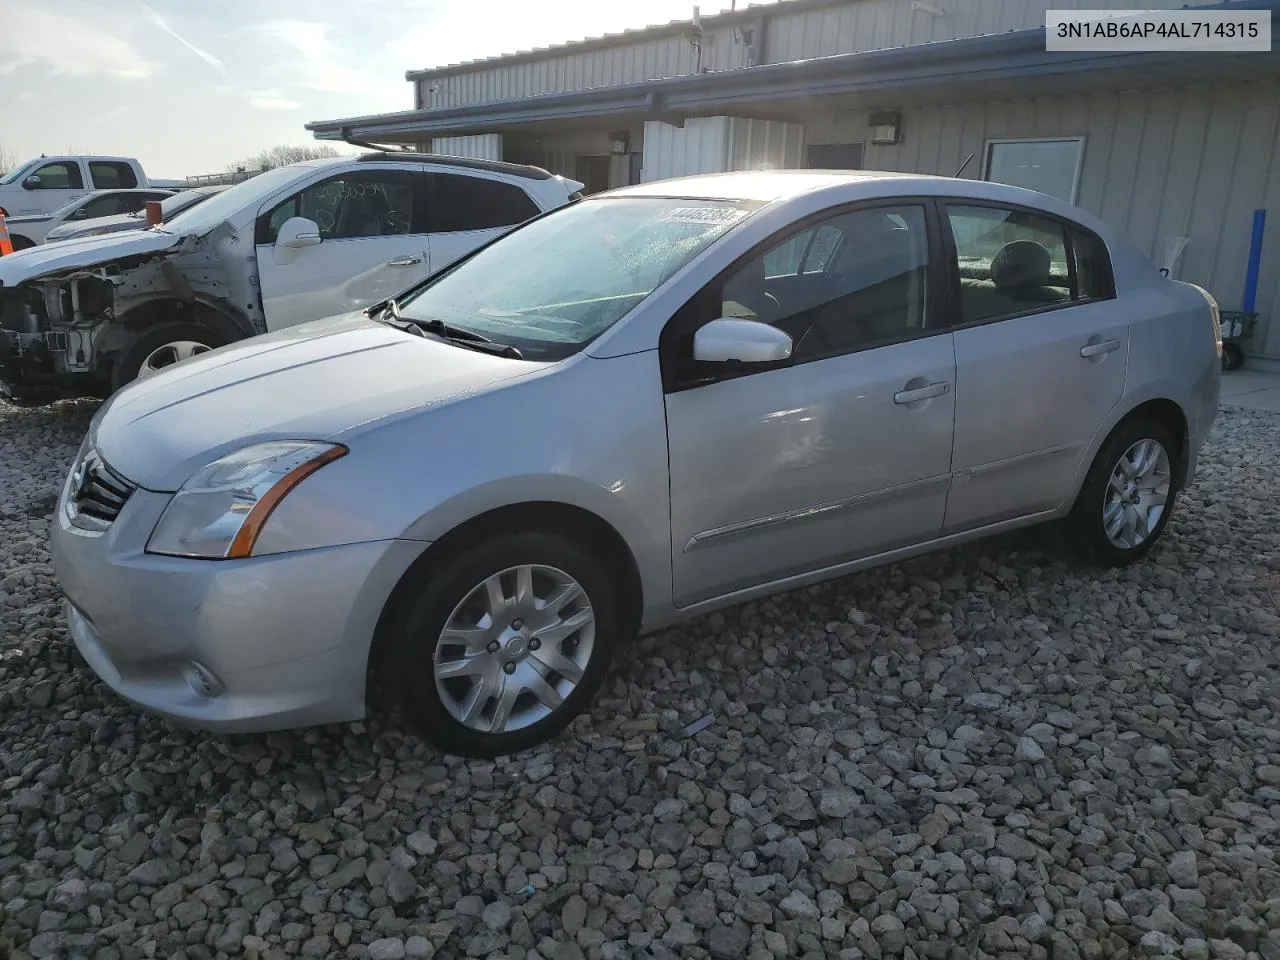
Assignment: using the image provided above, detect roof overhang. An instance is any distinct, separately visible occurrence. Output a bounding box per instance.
[308,3,1280,143]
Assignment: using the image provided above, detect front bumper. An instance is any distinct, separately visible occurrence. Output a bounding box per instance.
[50,458,425,734]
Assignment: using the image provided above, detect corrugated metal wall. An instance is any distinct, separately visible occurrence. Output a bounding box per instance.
[763,0,1187,61]
[429,134,503,160]
[416,0,1190,108]
[641,117,805,182]
[642,118,731,182]
[817,82,1280,358]
[728,117,805,170]
[421,24,748,108]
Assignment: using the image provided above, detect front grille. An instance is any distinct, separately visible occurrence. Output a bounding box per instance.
[68,450,136,530]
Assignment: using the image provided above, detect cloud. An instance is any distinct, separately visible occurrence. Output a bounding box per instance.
[249,91,303,110]
[138,0,229,76]
[0,3,160,79]
[254,20,389,97]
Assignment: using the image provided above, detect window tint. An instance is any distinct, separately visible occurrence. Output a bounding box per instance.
[30,161,83,190]
[718,205,930,361]
[948,205,1072,324]
[430,173,540,232]
[89,161,139,189]
[261,171,414,243]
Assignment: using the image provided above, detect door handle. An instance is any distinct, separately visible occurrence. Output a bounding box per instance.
[387,256,423,267]
[894,381,950,405]
[1080,338,1120,358]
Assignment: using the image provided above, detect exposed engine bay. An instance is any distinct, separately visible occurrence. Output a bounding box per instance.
[0,227,264,404]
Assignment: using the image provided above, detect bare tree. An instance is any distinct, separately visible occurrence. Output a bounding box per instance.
[228,144,340,173]
[0,144,20,177]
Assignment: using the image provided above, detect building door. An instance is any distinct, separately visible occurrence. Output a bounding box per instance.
[574,155,612,194]
[806,143,864,170]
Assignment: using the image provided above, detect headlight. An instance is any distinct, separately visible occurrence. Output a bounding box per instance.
[146,441,346,559]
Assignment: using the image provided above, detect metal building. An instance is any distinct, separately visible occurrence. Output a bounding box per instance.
[308,0,1280,365]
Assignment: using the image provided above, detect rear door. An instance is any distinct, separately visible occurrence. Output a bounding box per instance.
[254,166,432,330]
[424,171,544,273]
[942,201,1128,532]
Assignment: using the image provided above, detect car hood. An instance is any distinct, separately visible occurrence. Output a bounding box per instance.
[0,229,180,285]
[91,310,543,491]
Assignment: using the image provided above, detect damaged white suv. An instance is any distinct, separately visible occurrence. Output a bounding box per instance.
[0,152,584,403]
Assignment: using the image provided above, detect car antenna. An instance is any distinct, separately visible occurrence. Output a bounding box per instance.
[953,152,975,178]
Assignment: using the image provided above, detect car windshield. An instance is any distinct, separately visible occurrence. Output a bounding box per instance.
[157,165,315,235]
[0,159,39,185]
[398,197,756,361]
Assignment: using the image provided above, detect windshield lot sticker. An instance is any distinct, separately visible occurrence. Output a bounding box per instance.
[660,207,749,225]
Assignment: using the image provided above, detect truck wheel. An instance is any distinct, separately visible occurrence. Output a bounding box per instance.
[112,321,225,390]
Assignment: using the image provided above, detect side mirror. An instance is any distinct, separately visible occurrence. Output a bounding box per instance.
[693,317,793,364]
[276,216,322,249]
[71,207,89,219]
[22,175,41,190]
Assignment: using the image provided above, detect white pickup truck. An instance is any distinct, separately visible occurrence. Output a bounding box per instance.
[0,151,583,403]
[0,155,153,219]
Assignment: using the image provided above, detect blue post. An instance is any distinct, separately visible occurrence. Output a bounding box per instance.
[1242,208,1266,313]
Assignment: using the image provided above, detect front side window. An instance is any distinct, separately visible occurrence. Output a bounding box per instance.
[261,170,415,243]
[399,197,754,361]
[984,138,1083,203]
[89,161,138,189]
[715,204,931,361]
[948,205,1076,325]
[29,161,83,190]
[430,173,540,232]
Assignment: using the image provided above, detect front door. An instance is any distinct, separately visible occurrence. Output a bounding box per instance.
[663,201,956,607]
[13,159,88,215]
[942,201,1130,532]
[255,167,431,331]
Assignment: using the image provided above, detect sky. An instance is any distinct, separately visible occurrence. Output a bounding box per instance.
[0,0,737,180]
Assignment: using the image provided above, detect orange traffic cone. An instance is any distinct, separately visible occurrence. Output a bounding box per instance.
[0,214,12,256]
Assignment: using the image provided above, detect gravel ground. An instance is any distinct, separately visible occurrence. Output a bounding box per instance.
[1,397,1278,960]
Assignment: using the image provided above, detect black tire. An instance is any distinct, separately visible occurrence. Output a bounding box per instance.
[111,321,226,391]
[1222,342,1245,371]
[1068,417,1180,567]
[9,235,35,252]
[380,531,623,758]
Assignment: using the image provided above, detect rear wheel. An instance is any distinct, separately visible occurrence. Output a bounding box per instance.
[111,321,225,390]
[380,531,622,758]
[1068,417,1180,566]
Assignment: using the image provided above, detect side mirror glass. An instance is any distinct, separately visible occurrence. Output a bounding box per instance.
[22,175,41,190]
[71,208,89,218]
[276,216,322,249]
[693,317,793,364]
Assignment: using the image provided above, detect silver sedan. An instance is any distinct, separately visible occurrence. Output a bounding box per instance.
[50,170,1223,757]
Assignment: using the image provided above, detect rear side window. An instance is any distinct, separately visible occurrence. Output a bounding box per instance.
[78,194,129,219]
[1070,227,1113,300]
[429,173,540,232]
[89,161,139,189]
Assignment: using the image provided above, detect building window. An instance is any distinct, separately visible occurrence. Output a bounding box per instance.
[984,138,1084,204]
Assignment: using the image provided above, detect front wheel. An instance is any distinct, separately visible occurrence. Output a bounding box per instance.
[1068,417,1180,566]
[111,321,226,390]
[380,531,623,758]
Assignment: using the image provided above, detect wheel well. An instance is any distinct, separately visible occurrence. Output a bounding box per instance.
[1085,398,1188,493]
[115,297,255,344]
[369,501,644,679]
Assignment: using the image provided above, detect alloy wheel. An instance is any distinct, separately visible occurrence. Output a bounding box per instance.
[1101,437,1171,550]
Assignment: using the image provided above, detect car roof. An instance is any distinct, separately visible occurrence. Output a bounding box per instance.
[604,170,940,203]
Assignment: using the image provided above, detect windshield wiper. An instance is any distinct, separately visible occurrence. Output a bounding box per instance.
[370,299,427,338]
[374,300,523,359]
